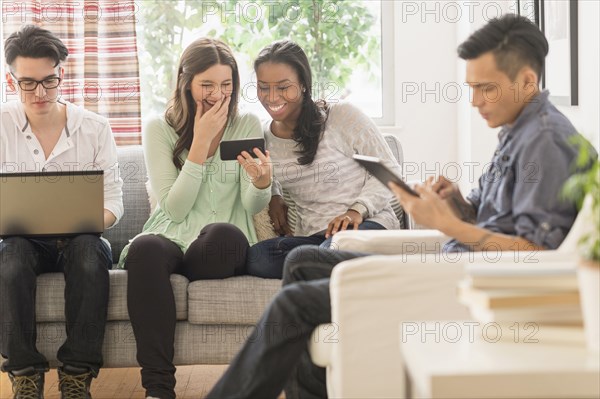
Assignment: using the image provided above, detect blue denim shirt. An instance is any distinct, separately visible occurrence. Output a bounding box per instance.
[445,90,595,252]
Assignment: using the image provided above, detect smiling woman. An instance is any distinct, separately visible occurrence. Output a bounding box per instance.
[243,40,401,280]
[117,37,274,399]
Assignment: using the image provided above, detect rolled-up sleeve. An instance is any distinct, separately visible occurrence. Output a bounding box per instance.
[466,185,482,210]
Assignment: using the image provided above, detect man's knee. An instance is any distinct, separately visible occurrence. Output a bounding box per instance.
[274,284,310,315]
[64,235,111,276]
[273,283,329,327]
[282,246,324,285]
[0,237,37,280]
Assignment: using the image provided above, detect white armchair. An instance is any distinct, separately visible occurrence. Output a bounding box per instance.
[310,196,592,398]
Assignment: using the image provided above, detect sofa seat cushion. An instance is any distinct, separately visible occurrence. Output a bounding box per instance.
[35,270,189,322]
[188,276,281,325]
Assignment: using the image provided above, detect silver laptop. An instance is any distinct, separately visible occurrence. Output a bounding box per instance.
[0,171,104,237]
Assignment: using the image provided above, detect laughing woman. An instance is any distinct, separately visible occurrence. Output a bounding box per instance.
[118,38,272,399]
[246,40,401,279]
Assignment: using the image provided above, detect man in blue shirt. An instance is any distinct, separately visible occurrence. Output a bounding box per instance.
[394,18,590,253]
[207,14,596,399]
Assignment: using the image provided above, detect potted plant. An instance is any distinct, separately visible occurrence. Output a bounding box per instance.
[562,136,599,352]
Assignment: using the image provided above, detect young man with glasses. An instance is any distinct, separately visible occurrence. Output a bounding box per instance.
[0,25,123,399]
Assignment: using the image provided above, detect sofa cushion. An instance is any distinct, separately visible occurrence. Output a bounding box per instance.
[103,146,151,264]
[36,321,256,367]
[35,270,189,322]
[187,276,281,325]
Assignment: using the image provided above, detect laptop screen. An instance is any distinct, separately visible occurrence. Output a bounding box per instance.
[0,170,104,237]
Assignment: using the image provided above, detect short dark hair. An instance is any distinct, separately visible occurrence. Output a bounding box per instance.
[457,14,549,80]
[4,25,68,69]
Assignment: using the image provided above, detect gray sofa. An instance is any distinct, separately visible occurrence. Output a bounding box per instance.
[33,135,405,368]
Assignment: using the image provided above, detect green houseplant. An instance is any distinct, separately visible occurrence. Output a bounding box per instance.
[562,136,599,352]
[562,137,599,261]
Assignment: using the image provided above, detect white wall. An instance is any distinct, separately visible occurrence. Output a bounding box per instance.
[556,0,600,148]
[457,0,600,192]
[381,1,458,182]
[455,1,512,192]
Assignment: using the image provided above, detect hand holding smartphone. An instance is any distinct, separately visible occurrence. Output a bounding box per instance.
[220,138,266,161]
[353,154,419,197]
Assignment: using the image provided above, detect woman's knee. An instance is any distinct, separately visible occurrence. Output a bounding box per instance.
[197,223,248,262]
[126,235,180,274]
[246,238,282,278]
[184,224,249,280]
[197,223,248,247]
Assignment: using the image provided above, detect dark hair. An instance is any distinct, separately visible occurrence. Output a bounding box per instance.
[457,14,549,80]
[166,38,240,170]
[254,40,328,165]
[4,25,68,69]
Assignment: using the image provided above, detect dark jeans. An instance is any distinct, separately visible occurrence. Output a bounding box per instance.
[247,220,384,279]
[207,245,369,399]
[125,223,249,399]
[0,235,111,376]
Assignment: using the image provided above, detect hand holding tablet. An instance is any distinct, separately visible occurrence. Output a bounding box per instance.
[352,154,419,197]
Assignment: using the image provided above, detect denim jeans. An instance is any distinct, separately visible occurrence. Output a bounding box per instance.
[247,220,384,279]
[207,245,369,399]
[0,235,111,376]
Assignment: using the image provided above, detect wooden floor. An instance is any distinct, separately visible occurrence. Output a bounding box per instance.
[0,365,231,399]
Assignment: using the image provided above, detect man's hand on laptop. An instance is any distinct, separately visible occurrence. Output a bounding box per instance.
[104,210,116,229]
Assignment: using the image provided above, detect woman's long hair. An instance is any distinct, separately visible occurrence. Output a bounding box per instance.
[166,38,240,169]
[254,40,328,165]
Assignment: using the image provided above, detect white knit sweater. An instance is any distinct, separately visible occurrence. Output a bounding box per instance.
[265,101,400,236]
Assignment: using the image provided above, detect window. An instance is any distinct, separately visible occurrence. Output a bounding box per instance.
[136,0,393,125]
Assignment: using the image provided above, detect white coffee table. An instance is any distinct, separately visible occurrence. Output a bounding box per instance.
[400,321,600,398]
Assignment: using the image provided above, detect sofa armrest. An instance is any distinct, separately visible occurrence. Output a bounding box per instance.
[330,229,450,255]
[310,247,577,398]
[320,255,469,398]
[309,323,335,368]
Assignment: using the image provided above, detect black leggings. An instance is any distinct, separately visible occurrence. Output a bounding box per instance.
[125,223,249,399]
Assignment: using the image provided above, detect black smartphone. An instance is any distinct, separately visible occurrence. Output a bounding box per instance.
[220,138,266,161]
[353,154,419,197]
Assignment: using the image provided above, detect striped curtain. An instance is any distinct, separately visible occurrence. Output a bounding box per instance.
[2,0,142,145]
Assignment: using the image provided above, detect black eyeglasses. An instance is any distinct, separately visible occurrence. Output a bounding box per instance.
[10,72,62,91]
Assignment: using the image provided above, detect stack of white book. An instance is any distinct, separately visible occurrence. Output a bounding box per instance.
[458,262,582,326]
